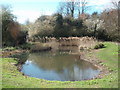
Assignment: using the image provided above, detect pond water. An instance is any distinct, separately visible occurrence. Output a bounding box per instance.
[21,50,100,81]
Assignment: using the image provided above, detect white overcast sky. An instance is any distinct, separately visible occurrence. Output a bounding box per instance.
[0,0,119,24]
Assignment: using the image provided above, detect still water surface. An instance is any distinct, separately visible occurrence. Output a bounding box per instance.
[21,51,100,81]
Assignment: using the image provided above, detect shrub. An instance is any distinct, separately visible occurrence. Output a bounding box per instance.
[2,47,16,51]
[19,43,32,50]
[94,43,106,49]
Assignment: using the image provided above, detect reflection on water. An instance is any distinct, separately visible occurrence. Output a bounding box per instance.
[58,46,80,53]
[21,51,100,81]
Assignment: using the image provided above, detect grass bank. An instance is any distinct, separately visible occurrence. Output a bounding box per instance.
[2,42,119,88]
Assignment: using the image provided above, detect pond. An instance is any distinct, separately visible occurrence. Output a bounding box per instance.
[21,50,100,81]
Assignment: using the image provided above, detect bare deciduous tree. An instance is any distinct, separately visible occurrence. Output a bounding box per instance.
[111,0,119,9]
[58,0,88,18]
[75,0,88,18]
[58,1,76,18]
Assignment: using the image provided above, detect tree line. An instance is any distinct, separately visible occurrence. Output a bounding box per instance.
[27,1,119,41]
[1,1,120,47]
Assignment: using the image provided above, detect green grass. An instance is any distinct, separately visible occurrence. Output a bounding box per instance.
[0,58,2,89]
[2,42,119,88]
[97,42,118,72]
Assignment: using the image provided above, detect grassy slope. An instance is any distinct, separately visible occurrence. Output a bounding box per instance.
[95,42,118,88]
[0,58,2,89]
[2,42,118,88]
[97,42,118,71]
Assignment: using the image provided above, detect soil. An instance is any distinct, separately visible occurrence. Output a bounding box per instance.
[80,49,110,80]
[2,49,28,57]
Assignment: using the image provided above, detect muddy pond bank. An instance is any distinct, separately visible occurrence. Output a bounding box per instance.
[20,51,101,81]
[2,46,109,81]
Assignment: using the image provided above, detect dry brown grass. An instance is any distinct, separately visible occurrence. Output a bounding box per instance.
[29,37,97,52]
[58,37,97,49]
[30,42,51,52]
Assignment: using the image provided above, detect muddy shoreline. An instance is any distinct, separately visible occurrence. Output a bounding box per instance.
[2,48,110,81]
[2,49,29,58]
[80,50,110,80]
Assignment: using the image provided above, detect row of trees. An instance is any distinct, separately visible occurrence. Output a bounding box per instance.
[25,14,88,38]
[2,0,119,47]
[25,1,119,41]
